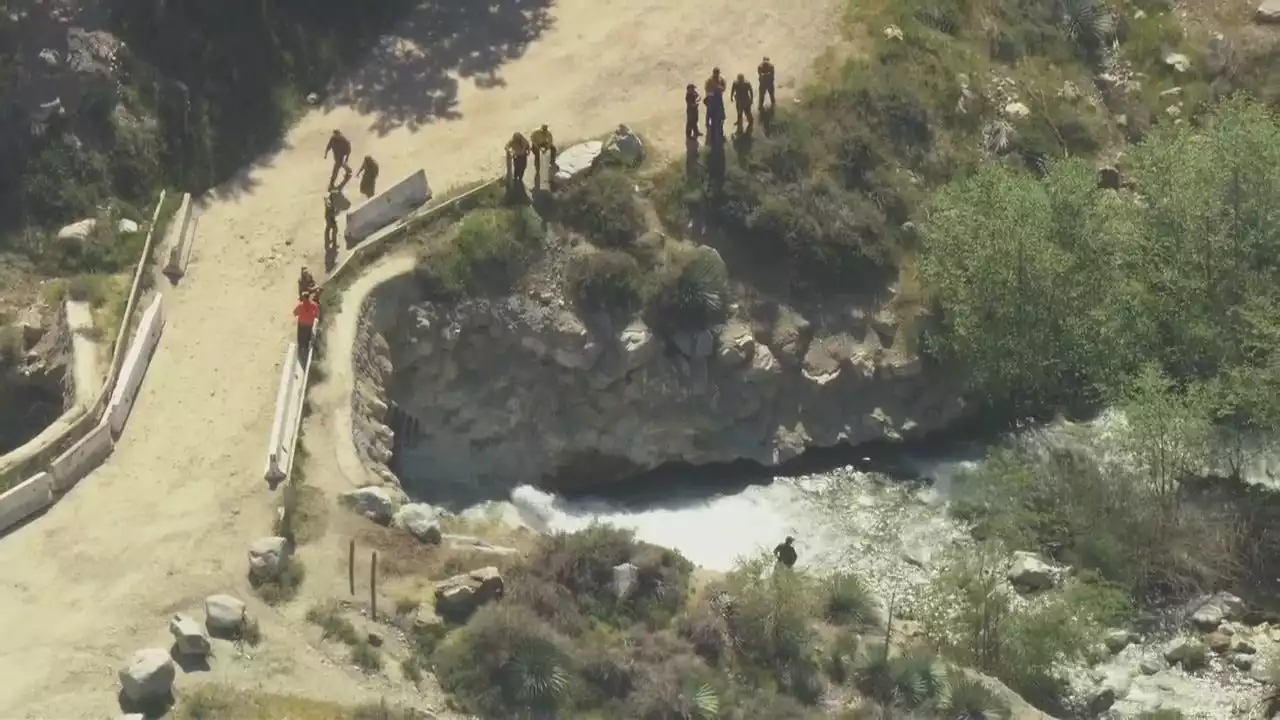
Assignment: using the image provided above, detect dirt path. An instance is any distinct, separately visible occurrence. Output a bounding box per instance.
[0,0,841,716]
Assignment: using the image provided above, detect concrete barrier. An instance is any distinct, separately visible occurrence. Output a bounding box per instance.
[0,472,54,535]
[162,193,196,280]
[107,295,165,437]
[264,343,300,482]
[48,421,113,492]
[344,169,432,244]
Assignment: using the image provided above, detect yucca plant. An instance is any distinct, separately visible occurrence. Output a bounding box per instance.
[507,636,571,708]
[1058,0,1114,64]
[655,248,728,332]
[855,643,949,710]
[937,669,1011,719]
[687,681,721,719]
[823,572,880,629]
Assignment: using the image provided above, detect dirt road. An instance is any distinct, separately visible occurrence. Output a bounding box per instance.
[0,0,841,716]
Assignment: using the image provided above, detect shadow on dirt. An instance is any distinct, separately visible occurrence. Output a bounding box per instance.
[329,0,556,135]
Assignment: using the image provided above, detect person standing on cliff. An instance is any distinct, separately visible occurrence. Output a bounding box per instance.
[774,536,798,569]
[324,130,352,190]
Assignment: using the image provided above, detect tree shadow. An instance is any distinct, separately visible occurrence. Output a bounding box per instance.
[328,0,557,136]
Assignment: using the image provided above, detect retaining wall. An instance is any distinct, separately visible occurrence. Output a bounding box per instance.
[344,169,432,244]
[264,340,314,482]
[107,295,165,436]
[0,190,169,535]
[162,193,197,280]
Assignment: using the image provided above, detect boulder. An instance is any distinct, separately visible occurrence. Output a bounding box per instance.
[1098,166,1122,189]
[603,124,645,166]
[1258,0,1280,23]
[1207,631,1231,654]
[1191,592,1245,631]
[56,218,97,242]
[1138,657,1163,675]
[340,486,398,525]
[1233,653,1254,670]
[1163,637,1206,669]
[392,503,444,544]
[613,562,639,598]
[1003,102,1031,119]
[1007,551,1056,592]
[1163,52,1191,72]
[168,614,211,656]
[1233,637,1256,654]
[716,323,755,366]
[204,594,247,635]
[743,344,781,382]
[248,536,290,583]
[554,141,603,183]
[1104,629,1138,654]
[434,566,505,621]
[118,648,176,704]
[619,320,657,370]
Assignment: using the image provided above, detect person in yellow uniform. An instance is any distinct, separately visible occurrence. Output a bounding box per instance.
[530,124,558,173]
[505,132,532,187]
[705,66,727,96]
[731,73,755,133]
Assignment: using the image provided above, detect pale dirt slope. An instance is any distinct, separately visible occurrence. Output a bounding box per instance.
[0,0,841,716]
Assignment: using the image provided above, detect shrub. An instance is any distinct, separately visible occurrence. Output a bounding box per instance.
[416,206,543,298]
[432,603,574,717]
[853,643,949,710]
[401,655,423,684]
[822,572,880,629]
[306,600,360,645]
[349,639,382,673]
[564,249,645,319]
[557,168,645,248]
[652,245,728,333]
[625,654,722,720]
[252,556,305,605]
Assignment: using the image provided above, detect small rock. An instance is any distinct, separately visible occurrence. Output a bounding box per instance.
[1232,653,1254,671]
[613,562,639,598]
[1207,632,1231,653]
[1004,102,1031,119]
[367,631,383,648]
[392,504,443,544]
[118,218,140,234]
[205,594,247,635]
[1007,550,1056,592]
[339,486,398,525]
[715,323,755,367]
[434,566,505,621]
[1159,86,1183,97]
[248,536,290,583]
[743,344,781,382]
[118,648,176,704]
[1139,657,1163,675]
[1098,166,1122,189]
[1191,592,1246,631]
[1164,637,1207,669]
[56,218,97,242]
[883,24,904,40]
[1105,629,1138,653]
[1163,52,1191,73]
[1232,637,1256,654]
[307,92,320,104]
[1087,685,1117,714]
[603,124,644,166]
[168,614,211,656]
[618,320,657,370]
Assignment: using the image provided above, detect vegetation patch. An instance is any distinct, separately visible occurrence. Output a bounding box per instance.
[415,206,545,299]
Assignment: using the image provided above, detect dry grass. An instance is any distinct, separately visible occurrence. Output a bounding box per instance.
[351,518,529,580]
[172,685,422,720]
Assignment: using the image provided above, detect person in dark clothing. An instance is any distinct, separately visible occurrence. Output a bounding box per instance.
[685,84,702,140]
[324,130,352,190]
[298,266,316,297]
[705,89,726,144]
[355,155,379,198]
[757,56,776,111]
[323,193,339,249]
[774,536,798,568]
[731,73,754,133]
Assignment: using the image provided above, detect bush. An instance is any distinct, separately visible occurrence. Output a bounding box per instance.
[822,572,880,629]
[557,168,645,248]
[432,603,574,717]
[651,245,728,333]
[416,207,544,298]
[252,556,306,605]
[564,249,646,319]
[349,639,382,673]
[306,600,360,645]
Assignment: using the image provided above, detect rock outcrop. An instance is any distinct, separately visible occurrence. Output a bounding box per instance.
[434,566,505,621]
[204,594,247,636]
[247,536,290,584]
[1258,0,1280,23]
[353,284,964,498]
[168,614,211,656]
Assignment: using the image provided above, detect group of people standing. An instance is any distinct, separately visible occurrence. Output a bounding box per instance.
[505,124,559,189]
[322,130,382,252]
[686,57,777,144]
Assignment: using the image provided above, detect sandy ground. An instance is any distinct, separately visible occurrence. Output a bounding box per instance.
[0,0,842,716]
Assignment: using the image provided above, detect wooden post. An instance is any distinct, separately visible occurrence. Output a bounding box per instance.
[348,539,355,596]
[370,550,378,619]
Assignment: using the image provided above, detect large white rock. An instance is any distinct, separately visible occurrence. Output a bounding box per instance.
[168,613,211,656]
[55,217,141,242]
[554,141,603,182]
[1259,0,1280,22]
[340,486,398,525]
[1007,551,1056,591]
[392,503,444,544]
[612,562,639,598]
[1190,592,1246,630]
[248,536,290,583]
[619,320,656,370]
[204,594,247,635]
[118,648,175,703]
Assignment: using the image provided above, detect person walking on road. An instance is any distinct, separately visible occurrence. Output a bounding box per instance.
[705,87,726,145]
[355,155,380,198]
[530,124,558,174]
[506,132,532,188]
[323,193,339,249]
[685,84,702,140]
[293,292,320,359]
[731,73,755,133]
[757,56,776,111]
[324,130,352,190]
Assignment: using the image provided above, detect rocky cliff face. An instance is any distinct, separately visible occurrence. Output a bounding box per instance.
[350,278,966,505]
[0,301,72,455]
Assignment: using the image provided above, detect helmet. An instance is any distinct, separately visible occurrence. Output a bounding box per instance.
[763,56,771,62]
[540,124,549,131]
[785,536,795,544]
[712,66,721,74]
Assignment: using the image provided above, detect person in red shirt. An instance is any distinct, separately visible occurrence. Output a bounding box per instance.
[294,293,320,358]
